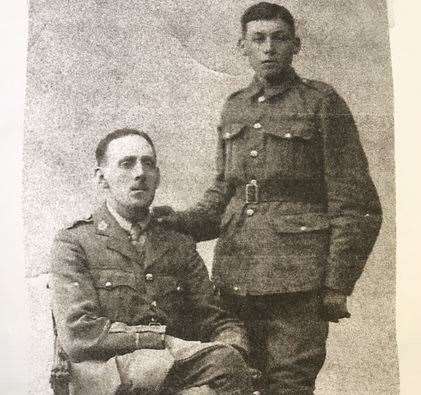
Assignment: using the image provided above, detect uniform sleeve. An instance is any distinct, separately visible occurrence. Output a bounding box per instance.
[320,91,382,295]
[181,239,249,355]
[174,111,234,242]
[50,229,165,362]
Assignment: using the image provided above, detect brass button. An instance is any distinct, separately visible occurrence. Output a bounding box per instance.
[105,281,112,287]
[233,286,239,292]
[151,301,157,308]
[364,213,370,217]
[246,208,254,217]
[250,150,258,157]
[145,273,153,281]
[284,133,292,138]
[300,226,307,231]
[176,286,182,292]
[257,96,265,103]
[150,317,156,322]
[253,122,262,129]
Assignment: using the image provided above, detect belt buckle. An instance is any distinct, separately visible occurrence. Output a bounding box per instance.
[245,180,259,204]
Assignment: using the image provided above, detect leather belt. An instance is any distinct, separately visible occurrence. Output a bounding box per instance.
[234,179,325,204]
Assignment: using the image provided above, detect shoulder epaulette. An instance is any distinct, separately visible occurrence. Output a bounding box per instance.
[300,78,336,96]
[65,215,93,229]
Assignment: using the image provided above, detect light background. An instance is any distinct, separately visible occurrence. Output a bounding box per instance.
[3,0,420,394]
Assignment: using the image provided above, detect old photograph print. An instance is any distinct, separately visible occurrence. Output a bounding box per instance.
[24,0,397,393]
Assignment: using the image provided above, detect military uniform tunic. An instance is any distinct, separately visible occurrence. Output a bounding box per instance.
[175,68,382,393]
[50,204,252,394]
[179,68,382,297]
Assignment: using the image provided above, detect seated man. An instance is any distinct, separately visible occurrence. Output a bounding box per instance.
[49,128,253,394]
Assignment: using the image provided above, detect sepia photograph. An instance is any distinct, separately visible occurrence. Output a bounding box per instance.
[3,0,414,394]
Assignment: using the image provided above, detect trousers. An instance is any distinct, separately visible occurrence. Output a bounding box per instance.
[70,342,253,395]
[221,291,329,395]
[163,344,253,394]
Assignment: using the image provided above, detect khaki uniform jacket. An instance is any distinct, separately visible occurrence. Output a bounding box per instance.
[178,68,382,296]
[50,203,248,364]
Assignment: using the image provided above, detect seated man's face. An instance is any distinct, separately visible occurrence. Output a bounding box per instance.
[240,18,300,80]
[99,134,160,215]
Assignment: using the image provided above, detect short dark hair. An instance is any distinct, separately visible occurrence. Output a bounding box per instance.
[95,128,156,166]
[241,2,295,35]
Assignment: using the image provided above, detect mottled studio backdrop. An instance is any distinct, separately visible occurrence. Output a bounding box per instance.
[24,0,396,393]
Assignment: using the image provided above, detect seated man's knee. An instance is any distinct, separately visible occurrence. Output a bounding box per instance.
[209,345,251,381]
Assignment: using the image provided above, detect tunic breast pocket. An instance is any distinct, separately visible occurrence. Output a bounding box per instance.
[220,123,246,179]
[267,211,331,259]
[154,276,186,313]
[91,269,142,322]
[264,120,323,179]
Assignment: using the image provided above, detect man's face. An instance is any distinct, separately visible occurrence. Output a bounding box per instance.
[98,134,160,216]
[240,18,300,81]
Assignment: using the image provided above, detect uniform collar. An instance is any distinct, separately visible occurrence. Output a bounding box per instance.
[93,203,172,268]
[106,201,151,234]
[243,67,299,100]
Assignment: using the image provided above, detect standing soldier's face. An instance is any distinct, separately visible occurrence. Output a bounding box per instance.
[240,18,300,81]
[97,135,160,215]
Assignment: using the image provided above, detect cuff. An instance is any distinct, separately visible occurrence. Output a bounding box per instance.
[109,322,166,350]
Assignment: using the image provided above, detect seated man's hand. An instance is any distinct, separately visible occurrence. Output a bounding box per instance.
[321,289,351,323]
[164,335,202,359]
[164,335,199,350]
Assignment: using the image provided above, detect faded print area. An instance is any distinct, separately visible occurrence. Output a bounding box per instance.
[24,0,397,393]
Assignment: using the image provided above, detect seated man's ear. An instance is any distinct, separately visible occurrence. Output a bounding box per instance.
[95,167,109,189]
[156,167,161,188]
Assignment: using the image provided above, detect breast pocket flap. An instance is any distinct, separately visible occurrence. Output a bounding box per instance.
[265,120,315,140]
[91,269,137,290]
[220,123,245,140]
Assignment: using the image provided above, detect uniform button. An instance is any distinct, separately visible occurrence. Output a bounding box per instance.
[253,392,261,395]
[150,317,156,323]
[257,96,265,103]
[151,301,157,308]
[250,150,258,157]
[223,132,231,139]
[246,208,254,217]
[364,213,370,217]
[176,285,182,292]
[284,132,292,138]
[105,281,112,287]
[145,273,153,281]
[253,122,262,129]
[300,226,307,231]
[233,286,239,292]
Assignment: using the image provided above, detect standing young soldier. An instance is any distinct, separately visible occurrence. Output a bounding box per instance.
[158,3,382,393]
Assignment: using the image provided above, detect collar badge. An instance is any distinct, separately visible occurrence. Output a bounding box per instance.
[98,220,108,231]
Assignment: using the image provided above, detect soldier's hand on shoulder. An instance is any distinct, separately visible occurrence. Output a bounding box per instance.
[151,205,175,217]
[321,288,351,323]
[151,206,179,227]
